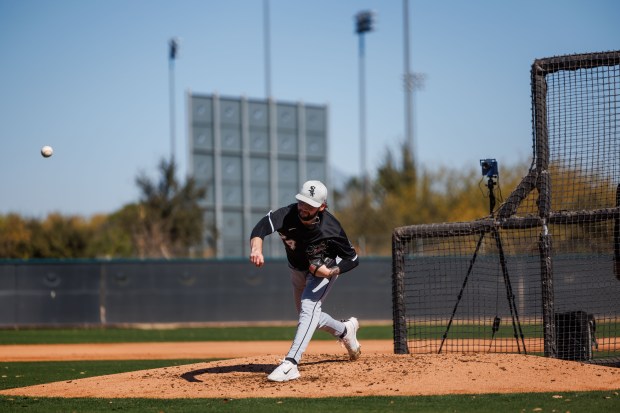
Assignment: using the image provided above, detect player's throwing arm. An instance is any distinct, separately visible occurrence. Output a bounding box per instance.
[250,237,264,267]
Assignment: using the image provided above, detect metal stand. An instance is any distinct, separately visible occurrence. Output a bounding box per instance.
[438,177,527,354]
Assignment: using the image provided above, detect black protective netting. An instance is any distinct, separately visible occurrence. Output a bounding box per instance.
[392,51,620,365]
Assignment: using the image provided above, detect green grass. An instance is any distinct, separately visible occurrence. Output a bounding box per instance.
[411,321,620,340]
[414,323,541,340]
[1,392,619,412]
[0,323,546,344]
[0,359,210,390]
[2,322,617,344]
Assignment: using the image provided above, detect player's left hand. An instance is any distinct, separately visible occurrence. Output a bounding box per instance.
[309,257,335,277]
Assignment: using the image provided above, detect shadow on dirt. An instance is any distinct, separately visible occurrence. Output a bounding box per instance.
[180,358,343,382]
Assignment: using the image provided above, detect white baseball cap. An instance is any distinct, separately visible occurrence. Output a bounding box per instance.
[295,180,327,208]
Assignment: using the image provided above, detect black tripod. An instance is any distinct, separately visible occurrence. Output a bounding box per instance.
[438,177,527,354]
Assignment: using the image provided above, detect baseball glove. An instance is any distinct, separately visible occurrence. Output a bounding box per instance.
[309,256,335,276]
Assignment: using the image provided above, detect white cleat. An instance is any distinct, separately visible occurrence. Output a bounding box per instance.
[340,317,362,360]
[267,359,300,382]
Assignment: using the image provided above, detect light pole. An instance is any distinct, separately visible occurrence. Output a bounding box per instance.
[402,0,425,178]
[263,0,272,98]
[355,10,374,197]
[403,0,413,159]
[168,37,179,162]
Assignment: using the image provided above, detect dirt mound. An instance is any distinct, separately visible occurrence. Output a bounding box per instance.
[2,352,619,398]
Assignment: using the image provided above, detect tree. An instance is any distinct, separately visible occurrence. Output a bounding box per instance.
[335,143,532,256]
[85,212,134,258]
[0,214,31,258]
[28,213,92,258]
[130,158,207,258]
[376,142,416,196]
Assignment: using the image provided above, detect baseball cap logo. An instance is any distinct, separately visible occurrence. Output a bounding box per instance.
[309,186,316,197]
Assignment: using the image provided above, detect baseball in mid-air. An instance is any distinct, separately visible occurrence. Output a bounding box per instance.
[41,145,54,158]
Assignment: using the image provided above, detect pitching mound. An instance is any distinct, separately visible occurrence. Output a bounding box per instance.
[2,353,619,398]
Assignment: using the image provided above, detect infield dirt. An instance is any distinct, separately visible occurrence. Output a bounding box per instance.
[1,340,619,398]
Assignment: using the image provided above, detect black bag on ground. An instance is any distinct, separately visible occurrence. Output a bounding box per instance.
[555,311,596,361]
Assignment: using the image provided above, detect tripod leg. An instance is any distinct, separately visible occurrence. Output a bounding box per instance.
[438,232,485,354]
[504,267,528,353]
[493,228,528,354]
[488,316,501,352]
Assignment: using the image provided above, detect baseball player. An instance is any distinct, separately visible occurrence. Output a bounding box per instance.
[249,180,361,382]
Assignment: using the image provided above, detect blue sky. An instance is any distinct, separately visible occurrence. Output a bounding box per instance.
[1,0,618,217]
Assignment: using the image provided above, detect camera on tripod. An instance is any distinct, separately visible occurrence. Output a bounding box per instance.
[480,159,498,180]
[480,158,499,214]
[440,156,526,355]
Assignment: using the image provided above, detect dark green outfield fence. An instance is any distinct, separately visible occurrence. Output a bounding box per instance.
[0,258,392,327]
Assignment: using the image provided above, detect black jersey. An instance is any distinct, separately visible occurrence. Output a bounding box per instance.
[250,203,359,273]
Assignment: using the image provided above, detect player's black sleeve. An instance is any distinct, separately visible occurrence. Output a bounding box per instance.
[335,255,359,274]
[250,214,274,239]
[327,236,359,275]
[250,206,292,239]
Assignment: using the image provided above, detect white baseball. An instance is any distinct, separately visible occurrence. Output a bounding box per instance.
[41,145,53,158]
